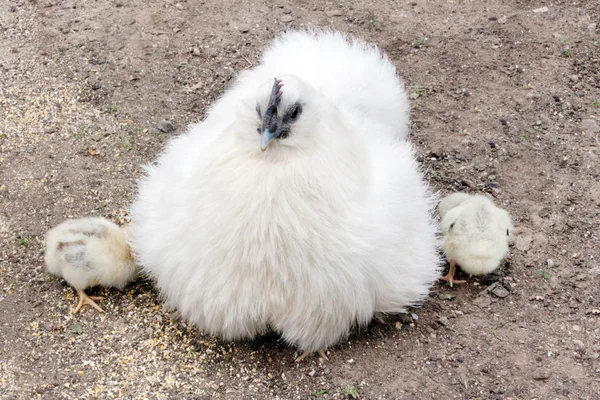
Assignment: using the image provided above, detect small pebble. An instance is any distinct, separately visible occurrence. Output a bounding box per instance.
[538,207,550,218]
[491,285,510,298]
[205,47,219,58]
[326,9,343,17]
[460,179,474,188]
[569,75,579,83]
[281,15,295,23]
[581,119,599,134]
[71,322,83,335]
[532,368,551,380]
[398,313,413,325]
[514,231,533,252]
[481,281,498,295]
[157,119,176,133]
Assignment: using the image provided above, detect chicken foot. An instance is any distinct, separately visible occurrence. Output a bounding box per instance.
[439,258,467,288]
[296,349,329,362]
[74,289,105,313]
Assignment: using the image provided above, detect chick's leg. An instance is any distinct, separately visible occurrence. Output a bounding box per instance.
[295,349,329,362]
[439,259,467,288]
[74,289,105,313]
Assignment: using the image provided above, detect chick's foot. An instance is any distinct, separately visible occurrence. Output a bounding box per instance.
[439,259,466,288]
[74,289,105,313]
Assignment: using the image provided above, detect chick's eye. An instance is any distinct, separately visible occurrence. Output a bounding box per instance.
[506,229,510,236]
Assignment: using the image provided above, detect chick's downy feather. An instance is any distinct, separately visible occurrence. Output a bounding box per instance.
[130,29,440,352]
[44,217,137,291]
[439,194,513,276]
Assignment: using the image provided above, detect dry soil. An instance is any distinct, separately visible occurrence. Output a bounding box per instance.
[1,0,599,399]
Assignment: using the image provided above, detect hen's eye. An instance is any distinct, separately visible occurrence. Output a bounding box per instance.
[289,103,302,121]
[290,107,299,119]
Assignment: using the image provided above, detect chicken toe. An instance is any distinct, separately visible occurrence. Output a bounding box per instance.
[74,289,105,313]
[296,349,329,362]
[439,259,467,288]
[318,349,329,361]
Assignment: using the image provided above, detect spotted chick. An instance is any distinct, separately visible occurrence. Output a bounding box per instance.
[44,217,138,313]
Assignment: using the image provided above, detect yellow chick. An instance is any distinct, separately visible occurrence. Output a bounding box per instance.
[438,193,513,287]
[44,217,138,313]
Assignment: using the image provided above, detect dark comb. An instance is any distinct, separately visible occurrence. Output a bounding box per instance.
[268,78,283,109]
[263,78,284,128]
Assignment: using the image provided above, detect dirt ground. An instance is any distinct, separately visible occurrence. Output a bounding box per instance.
[1,0,599,399]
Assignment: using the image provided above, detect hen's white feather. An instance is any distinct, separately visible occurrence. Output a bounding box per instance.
[439,193,513,276]
[44,217,137,290]
[129,29,440,352]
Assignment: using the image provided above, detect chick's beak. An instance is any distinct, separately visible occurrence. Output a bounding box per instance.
[261,128,278,151]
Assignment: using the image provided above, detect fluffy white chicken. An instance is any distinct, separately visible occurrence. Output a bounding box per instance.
[44,217,137,313]
[438,193,513,287]
[129,28,440,360]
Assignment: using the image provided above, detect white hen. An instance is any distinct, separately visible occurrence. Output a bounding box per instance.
[438,193,513,287]
[129,28,440,360]
[44,217,137,313]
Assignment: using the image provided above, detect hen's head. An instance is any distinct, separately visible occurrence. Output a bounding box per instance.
[255,75,319,152]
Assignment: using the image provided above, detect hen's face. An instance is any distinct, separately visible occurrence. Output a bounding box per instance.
[255,75,315,152]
